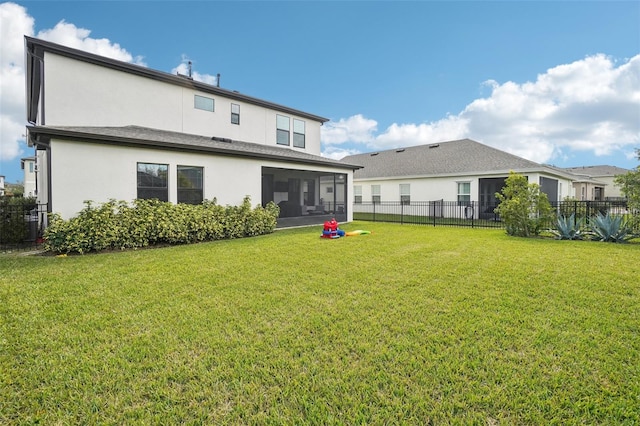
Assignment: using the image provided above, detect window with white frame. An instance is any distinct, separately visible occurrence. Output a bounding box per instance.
[400,183,410,205]
[354,185,362,204]
[276,115,290,145]
[372,185,381,204]
[194,95,214,112]
[457,182,471,205]
[231,103,240,125]
[137,163,168,201]
[177,165,203,205]
[293,119,305,148]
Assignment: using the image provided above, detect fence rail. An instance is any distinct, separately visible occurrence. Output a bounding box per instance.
[1,203,48,252]
[353,200,635,229]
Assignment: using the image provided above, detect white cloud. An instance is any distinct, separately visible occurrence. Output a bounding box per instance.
[321,146,363,161]
[0,2,33,163]
[171,57,218,86]
[0,2,145,165]
[321,114,378,145]
[323,54,640,164]
[36,20,146,65]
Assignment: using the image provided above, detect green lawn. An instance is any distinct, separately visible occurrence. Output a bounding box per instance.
[1,222,639,424]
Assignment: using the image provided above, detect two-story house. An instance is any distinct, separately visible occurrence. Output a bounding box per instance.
[561,165,630,201]
[25,36,359,226]
[20,156,37,197]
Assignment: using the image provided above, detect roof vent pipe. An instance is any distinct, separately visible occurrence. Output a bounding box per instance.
[217,73,220,87]
[188,61,192,78]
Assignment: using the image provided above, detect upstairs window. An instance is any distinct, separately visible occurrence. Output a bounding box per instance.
[354,185,362,204]
[276,115,290,145]
[231,103,240,125]
[400,184,410,205]
[177,165,203,205]
[372,185,381,204]
[194,95,214,112]
[457,182,471,206]
[137,163,168,201]
[293,119,305,148]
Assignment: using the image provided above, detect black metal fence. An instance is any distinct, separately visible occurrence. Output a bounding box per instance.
[353,200,634,229]
[0,202,48,252]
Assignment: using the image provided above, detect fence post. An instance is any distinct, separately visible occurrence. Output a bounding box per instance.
[401,202,404,225]
[433,201,437,227]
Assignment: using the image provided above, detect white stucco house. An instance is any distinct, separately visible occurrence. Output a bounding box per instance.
[342,139,576,219]
[561,165,630,201]
[24,36,359,227]
[20,156,37,197]
[0,175,5,196]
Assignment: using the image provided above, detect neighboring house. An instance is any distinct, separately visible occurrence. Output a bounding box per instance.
[342,139,576,219]
[21,156,37,197]
[561,165,630,200]
[24,37,359,226]
[0,175,5,196]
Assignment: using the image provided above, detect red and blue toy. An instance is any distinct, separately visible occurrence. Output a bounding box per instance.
[321,218,345,239]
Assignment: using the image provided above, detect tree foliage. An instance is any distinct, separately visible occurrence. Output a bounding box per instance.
[614,149,640,226]
[495,171,552,237]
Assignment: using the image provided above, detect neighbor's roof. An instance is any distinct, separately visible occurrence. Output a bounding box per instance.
[24,36,329,124]
[27,125,361,171]
[342,139,573,180]
[561,165,630,178]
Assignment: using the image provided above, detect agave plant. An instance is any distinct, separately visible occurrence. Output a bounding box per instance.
[589,212,636,243]
[551,214,584,240]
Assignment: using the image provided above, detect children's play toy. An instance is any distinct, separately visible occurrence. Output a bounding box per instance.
[321,219,370,239]
[345,230,371,236]
[321,218,345,239]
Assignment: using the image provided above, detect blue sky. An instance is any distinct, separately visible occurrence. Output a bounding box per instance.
[1,1,639,184]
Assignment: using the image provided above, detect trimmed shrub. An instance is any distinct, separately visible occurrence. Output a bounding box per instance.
[43,197,279,254]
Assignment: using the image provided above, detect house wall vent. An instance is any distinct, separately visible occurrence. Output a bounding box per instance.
[211,136,232,143]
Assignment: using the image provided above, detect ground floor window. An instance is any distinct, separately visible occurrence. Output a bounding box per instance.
[457,181,471,206]
[137,163,168,201]
[372,185,381,204]
[177,165,203,204]
[400,183,410,205]
[354,185,362,204]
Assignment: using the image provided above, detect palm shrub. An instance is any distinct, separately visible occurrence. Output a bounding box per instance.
[589,212,636,243]
[495,171,553,237]
[551,214,585,240]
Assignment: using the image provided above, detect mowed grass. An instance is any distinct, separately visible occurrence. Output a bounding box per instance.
[1,222,639,424]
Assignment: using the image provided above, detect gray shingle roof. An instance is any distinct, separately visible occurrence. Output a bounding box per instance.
[342,139,561,179]
[27,125,360,170]
[561,165,631,178]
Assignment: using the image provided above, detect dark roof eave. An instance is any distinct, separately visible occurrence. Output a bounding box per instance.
[24,36,329,124]
[27,126,360,171]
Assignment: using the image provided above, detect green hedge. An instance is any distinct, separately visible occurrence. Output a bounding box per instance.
[43,196,279,254]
